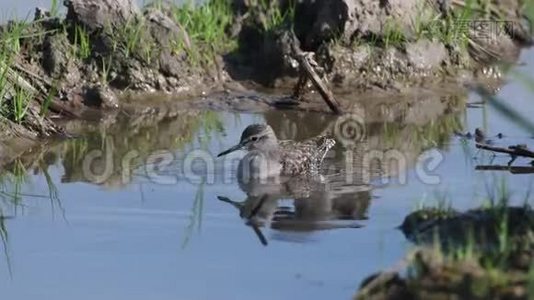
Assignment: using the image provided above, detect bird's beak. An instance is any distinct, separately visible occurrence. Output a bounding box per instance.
[217,143,244,157]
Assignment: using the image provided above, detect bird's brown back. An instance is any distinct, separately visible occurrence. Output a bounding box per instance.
[278,136,335,176]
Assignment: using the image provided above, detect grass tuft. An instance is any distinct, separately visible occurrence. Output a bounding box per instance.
[40,81,58,116]
[0,20,32,124]
[50,0,60,18]
[122,18,146,59]
[99,56,113,85]
[258,0,296,33]
[74,25,91,60]
[171,0,235,66]
[11,86,31,123]
[382,18,406,48]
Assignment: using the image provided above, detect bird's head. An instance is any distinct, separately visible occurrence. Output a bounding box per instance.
[217,124,278,157]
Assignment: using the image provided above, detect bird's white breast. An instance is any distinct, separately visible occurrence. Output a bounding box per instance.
[237,151,282,184]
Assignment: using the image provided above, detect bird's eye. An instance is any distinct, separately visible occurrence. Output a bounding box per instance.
[251,136,258,141]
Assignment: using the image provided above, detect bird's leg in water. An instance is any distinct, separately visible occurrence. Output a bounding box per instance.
[251,224,268,246]
[217,196,243,210]
[247,194,269,219]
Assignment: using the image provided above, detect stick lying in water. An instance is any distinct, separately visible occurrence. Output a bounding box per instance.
[476,143,534,165]
[475,165,534,174]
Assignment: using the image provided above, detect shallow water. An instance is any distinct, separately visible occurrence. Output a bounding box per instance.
[0,14,533,297]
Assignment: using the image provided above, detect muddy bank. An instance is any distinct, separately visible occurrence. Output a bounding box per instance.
[0,0,532,160]
[1,0,532,111]
[355,204,534,299]
[229,0,533,90]
[14,2,218,103]
[0,0,229,141]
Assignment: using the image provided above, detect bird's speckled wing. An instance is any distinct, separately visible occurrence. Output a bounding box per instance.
[278,136,335,176]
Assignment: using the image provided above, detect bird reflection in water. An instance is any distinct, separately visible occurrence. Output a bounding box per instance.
[218,174,370,246]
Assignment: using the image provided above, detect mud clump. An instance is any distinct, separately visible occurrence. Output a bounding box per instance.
[356,205,534,300]
[84,85,119,109]
[400,206,534,247]
[65,0,140,31]
[60,0,213,95]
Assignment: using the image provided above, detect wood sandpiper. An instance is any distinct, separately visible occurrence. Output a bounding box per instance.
[217,124,335,179]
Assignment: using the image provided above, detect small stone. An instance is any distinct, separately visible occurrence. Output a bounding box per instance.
[406,40,447,71]
[84,85,119,109]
